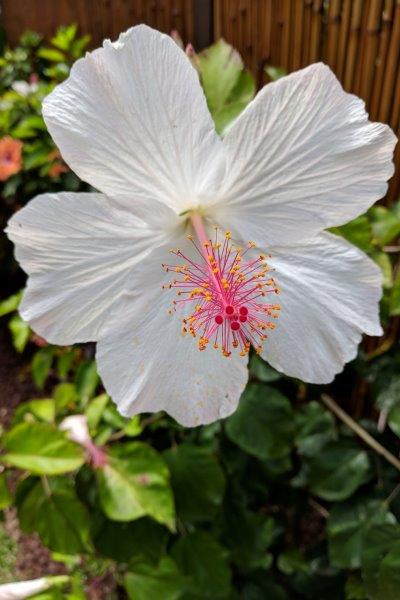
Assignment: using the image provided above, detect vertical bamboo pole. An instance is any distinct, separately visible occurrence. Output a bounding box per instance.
[302,0,313,66]
[325,0,342,71]
[280,0,292,70]
[379,0,400,122]
[309,0,323,63]
[292,0,305,71]
[344,0,363,91]
[336,0,352,79]
[370,0,394,120]
[359,0,384,108]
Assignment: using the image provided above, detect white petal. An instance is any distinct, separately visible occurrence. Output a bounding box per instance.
[0,577,49,599]
[43,25,224,212]
[6,192,175,345]
[96,239,249,427]
[214,63,396,246]
[261,232,383,383]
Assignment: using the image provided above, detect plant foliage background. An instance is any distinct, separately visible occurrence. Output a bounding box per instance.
[1,26,400,600]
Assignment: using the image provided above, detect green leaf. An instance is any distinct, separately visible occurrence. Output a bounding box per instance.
[8,313,30,352]
[389,268,400,316]
[0,290,22,316]
[0,473,12,510]
[13,398,55,424]
[198,39,255,134]
[249,353,281,382]
[164,443,225,522]
[332,215,374,253]
[171,531,231,599]
[277,548,309,576]
[345,576,368,600]
[92,515,168,563]
[57,348,76,379]
[294,401,337,457]
[370,203,400,246]
[17,477,92,555]
[265,65,286,80]
[85,393,109,431]
[37,47,66,62]
[23,145,52,170]
[53,382,78,411]
[225,384,294,460]
[296,439,371,501]
[12,114,46,138]
[125,556,187,600]
[372,250,393,289]
[96,441,175,529]
[31,346,54,389]
[328,498,396,568]
[2,422,85,475]
[222,502,277,571]
[75,360,99,403]
[361,523,400,600]
[124,415,143,437]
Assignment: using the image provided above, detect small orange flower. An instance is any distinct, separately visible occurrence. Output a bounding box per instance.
[48,148,69,178]
[0,136,22,182]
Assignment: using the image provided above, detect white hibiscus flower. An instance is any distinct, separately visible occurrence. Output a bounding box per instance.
[6,25,396,426]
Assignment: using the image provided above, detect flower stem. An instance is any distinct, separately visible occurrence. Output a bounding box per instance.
[320,394,400,472]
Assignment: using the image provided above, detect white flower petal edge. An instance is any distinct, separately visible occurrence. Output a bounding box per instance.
[96,239,249,427]
[259,232,383,383]
[0,577,50,599]
[42,25,224,213]
[214,63,397,247]
[6,192,176,345]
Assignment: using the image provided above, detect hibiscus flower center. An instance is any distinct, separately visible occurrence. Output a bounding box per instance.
[163,214,280,357]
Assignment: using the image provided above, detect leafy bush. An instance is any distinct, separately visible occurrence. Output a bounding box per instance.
[1,30,400,600]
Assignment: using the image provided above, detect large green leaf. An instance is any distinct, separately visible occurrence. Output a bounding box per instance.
[361,523,400,600]
[96,441,175,529]
[294,402,337,457]
[171,531,231,599]
[198,38,255,134]
[225,384,294,460]
[2,422,85,475]
[17,477,92,554]
[92,514,168,564]
[124,556,187,600]
[164,444,225,522]
[221,501,277,571]
[296,439,371,501]
[328,498,396,568]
